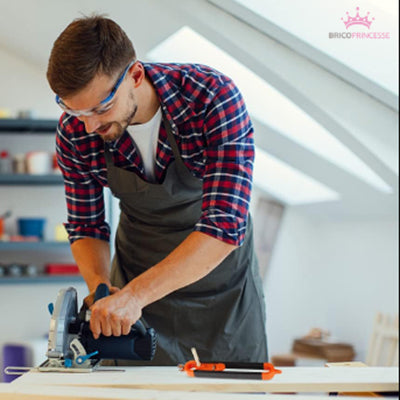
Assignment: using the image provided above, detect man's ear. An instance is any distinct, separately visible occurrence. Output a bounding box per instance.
[130,62,145,88]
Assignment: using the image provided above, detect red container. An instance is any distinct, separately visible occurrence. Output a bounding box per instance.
[45,263,80,275]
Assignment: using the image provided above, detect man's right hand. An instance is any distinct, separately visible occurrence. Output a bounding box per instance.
[83,285,120,308]
[89,287,143,339]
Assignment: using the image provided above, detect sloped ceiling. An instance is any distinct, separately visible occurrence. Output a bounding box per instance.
[0,0,181,70]
[0,0,398,218]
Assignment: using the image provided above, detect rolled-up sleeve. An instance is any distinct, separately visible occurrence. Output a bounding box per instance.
[56,115,110,244]
[194,80,254,246]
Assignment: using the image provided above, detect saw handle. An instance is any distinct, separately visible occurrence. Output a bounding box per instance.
[94,283,146,336]
[94,283,110,301]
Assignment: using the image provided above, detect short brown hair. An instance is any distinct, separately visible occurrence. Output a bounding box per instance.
[47,15,136,98]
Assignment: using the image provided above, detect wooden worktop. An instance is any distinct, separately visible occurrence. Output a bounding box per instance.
[0,366,397,399]
[1,382,398,400]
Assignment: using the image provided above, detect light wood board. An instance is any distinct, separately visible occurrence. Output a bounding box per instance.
[10,366,399,394]
[1,383,397,400]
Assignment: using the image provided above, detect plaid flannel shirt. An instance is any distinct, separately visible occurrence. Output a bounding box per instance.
[56,63,255,246]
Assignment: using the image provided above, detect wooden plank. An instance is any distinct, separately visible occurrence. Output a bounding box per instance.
[1,383,396,400]
[326,361,387,397]
[11,366,399,393]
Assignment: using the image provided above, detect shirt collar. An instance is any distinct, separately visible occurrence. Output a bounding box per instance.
[143,62,195,126]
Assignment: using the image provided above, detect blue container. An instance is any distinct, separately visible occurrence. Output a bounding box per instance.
[17,218,46,239]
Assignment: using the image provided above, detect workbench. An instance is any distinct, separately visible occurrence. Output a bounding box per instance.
[0,366,398,399]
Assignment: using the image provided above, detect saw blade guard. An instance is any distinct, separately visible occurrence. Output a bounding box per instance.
[46,287,78,360]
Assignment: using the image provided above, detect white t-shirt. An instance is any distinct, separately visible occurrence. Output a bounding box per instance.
[126,107,162,182]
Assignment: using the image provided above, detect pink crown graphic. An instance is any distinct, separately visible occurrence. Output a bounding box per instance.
[341,7,375,29]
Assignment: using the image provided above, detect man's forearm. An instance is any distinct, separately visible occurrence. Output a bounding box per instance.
[71,237,111,292]
[124,231,237,309]
[89,231,237,338]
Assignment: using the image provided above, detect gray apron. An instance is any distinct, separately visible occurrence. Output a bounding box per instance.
[104,115,267,365]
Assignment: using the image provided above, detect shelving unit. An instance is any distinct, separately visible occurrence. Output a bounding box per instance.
[0,118,59,133]
[0,118,79,284]
[0,275,83,285]
[0,241,69,250]
[0,174,63,185]
[0,118,61,184]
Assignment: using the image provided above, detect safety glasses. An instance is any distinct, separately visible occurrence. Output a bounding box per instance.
[55,60,136,117]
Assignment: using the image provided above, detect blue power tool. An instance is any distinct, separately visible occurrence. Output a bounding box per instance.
[39,284,157,372]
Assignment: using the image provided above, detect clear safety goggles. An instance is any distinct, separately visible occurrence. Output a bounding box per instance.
[55,60,136,117]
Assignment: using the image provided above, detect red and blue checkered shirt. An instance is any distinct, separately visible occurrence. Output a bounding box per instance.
[56,63,255,246]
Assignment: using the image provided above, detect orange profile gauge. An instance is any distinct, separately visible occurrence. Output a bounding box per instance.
[180,360,282,380]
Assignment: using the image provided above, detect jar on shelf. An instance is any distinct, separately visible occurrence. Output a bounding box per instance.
[0,150,12,174]
[12,153,26,174]
[6,263,24,277]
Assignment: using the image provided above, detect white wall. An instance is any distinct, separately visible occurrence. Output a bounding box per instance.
[265,208,399,362]
[0,46,59,119]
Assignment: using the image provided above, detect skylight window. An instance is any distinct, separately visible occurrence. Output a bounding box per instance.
[147,26,392,203]
[232,0,398,96]
[254,147,340,205]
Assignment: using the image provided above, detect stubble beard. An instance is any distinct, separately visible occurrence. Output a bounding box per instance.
[101,96,138,143]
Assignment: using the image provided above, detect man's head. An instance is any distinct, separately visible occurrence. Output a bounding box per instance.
[47,14,135,99]
[47,15,144,141]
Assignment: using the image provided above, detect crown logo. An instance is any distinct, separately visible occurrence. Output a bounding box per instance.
[341,7,375,29]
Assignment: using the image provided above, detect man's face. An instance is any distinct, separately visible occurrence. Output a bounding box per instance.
[62,65,137,142]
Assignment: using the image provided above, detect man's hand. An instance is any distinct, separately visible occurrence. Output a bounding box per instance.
[89,288,143,339]
[83,285,120,308]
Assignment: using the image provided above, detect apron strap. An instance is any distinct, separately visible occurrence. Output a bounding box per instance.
[162,114,184,165]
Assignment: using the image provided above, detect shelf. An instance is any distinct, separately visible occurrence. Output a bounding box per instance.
[0,275,83,285]
[0,173,63,185]
[0,241,70,250]
[0,118,58,134]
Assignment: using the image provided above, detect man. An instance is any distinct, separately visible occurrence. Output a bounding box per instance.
[47,15,267,364]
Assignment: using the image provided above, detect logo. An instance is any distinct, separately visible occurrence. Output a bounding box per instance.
[329,6,390,40]
[341,7,374,29]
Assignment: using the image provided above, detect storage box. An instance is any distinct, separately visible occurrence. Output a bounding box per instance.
[44,263,80,275]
